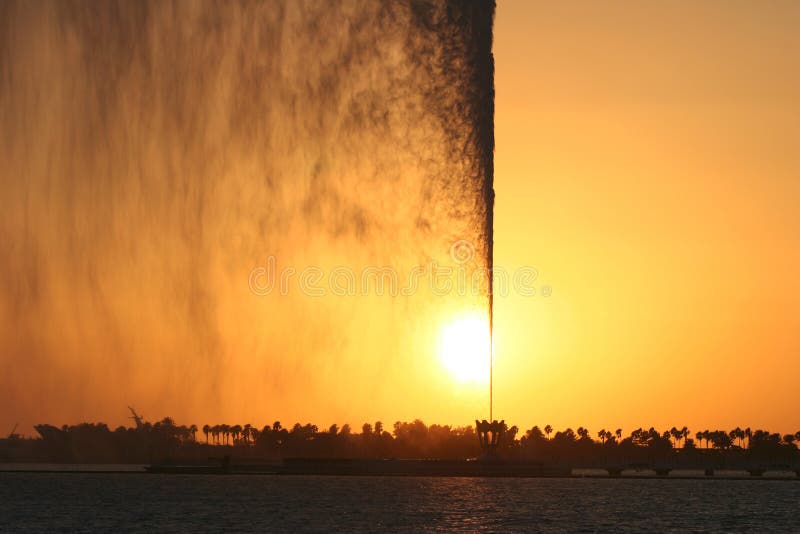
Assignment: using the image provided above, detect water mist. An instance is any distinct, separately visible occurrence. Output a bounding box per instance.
[0,0,495,431]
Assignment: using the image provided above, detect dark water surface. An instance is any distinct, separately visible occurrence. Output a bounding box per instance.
[1,473,799,532]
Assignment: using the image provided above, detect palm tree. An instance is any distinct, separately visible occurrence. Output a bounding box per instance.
[202,424,210,444]
[630,428,647,446]
[597,429,607,444]
[524,426,545,444]
[729,427,745,448]
[669,427,680,447]
[615,428,622,441]
[680,427,689,447]
[710,430,732,450]
[544,425,553,440]
[507,425,519,446]
[231,425,242,444]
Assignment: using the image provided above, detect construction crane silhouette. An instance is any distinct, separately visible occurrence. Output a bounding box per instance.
[127,406,144,429]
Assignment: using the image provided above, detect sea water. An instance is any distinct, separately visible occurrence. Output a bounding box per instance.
[1,473,799,532]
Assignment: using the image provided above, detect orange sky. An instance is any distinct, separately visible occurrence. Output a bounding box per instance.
[492,0,800,433]
[2,1,799,437]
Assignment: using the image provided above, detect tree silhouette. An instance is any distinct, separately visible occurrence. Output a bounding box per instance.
[669,427,680,447]
[523,426,545,445]
[232,425,243,444]
[507,425,519,445]
[22,415,800,469]
[709,430,732,450]
[555,428,576,444]
[544,425,552,440]
[729,427,745,448]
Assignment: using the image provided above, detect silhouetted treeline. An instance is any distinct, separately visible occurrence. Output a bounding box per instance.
[3,418,799,469]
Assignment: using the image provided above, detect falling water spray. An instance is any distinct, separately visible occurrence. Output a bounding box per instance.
[0,0,497,430]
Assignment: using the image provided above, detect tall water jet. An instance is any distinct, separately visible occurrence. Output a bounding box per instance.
[0,0,497,431]
[475,3,496,422]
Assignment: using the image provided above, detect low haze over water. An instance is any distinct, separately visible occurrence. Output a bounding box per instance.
[2,474,799,532]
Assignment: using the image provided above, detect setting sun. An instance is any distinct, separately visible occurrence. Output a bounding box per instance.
[439,315,492,384]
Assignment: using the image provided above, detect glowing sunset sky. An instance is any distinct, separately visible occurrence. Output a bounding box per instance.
[493,0,799,432]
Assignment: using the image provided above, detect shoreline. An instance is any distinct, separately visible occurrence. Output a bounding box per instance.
[2,461,799,480]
